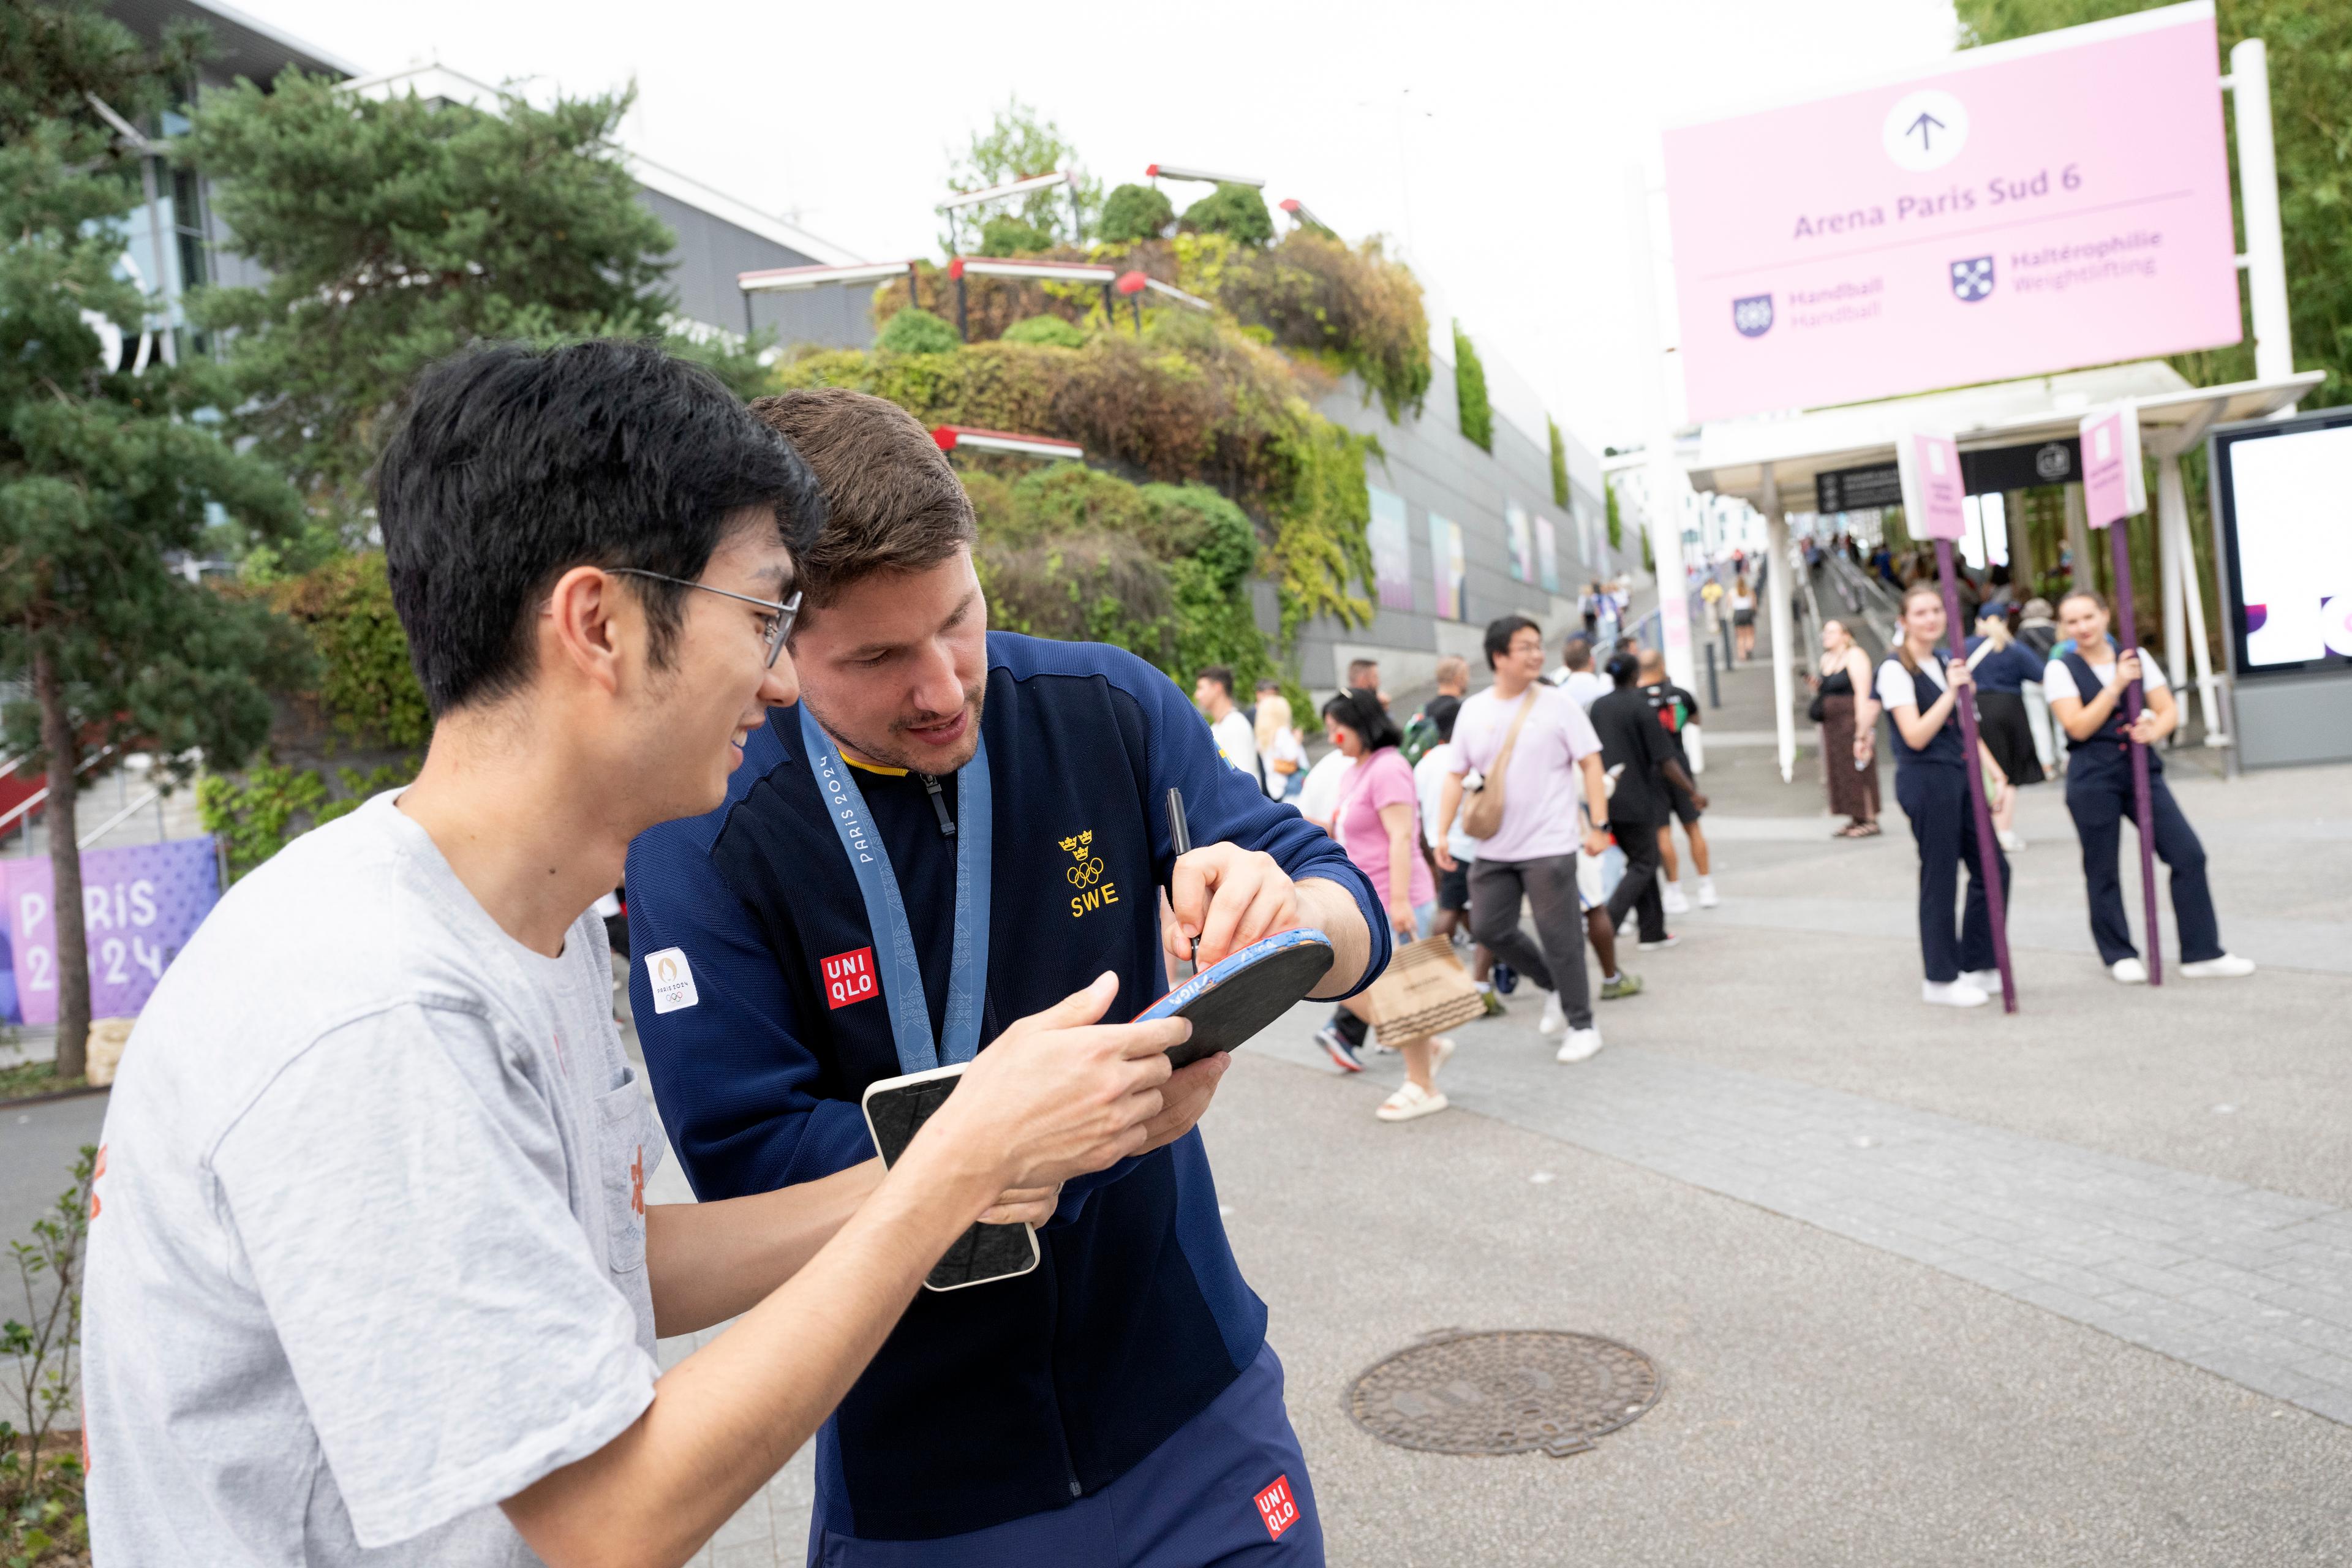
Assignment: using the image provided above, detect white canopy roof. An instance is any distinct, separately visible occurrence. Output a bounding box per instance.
[1683,363,2326,507]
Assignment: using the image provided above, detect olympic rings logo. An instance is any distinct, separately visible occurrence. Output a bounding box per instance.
[1065,857,1106,887]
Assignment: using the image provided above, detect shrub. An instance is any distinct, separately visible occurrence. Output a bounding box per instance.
[870,262,1093,345]
[271,551,431,750]
[1453,320,1493,452]
[1549,418,1570,508]
[775,307,1370,652]
[1098,183,1175,243]
[1606,482,1624,551]
[1181,183,1274,246]
[876,306,962,355]
[1218,230,1431,420]
[979,214,1057,257]
[198,761,413,883]
[960,463,1273,684]
[1002,314,1088,349]
[2,1146,94,1566]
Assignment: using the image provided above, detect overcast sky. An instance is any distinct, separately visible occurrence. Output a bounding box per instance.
[227,0,1962,455]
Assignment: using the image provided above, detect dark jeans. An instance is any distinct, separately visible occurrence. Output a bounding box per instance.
[1895,764,2010,983]
[2066,763,2222,964]
[1604,812,1667,943]
[1468,853,1593,1030]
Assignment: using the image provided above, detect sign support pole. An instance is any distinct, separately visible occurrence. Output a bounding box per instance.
[1902,429,2016,1012]
[1932,540,2018,1012]
[2082,405,2162,984]
[2105,521,2163,986]
[1624,164,1700,705]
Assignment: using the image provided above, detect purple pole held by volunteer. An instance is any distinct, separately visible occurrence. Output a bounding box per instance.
[2080,404,2162,985]
[2106,526,2163,986]
[1932,539,2018,1013]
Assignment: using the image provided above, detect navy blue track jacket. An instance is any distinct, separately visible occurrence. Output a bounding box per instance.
[625,633,1385,1542]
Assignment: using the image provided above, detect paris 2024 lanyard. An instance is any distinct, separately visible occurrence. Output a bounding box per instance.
[799,703,992,1075]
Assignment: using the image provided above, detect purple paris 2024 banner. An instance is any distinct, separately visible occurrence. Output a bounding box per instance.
[0,836,221,1028]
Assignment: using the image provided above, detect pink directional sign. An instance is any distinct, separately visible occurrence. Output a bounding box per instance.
[1664,6,2241,423]
[2079,407,2147,528]
[1897,431,1967,540]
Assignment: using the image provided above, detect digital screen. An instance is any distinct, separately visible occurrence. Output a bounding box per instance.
[2215,417,2352,675]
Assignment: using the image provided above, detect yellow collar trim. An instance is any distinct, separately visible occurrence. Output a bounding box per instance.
[842,755,910,777]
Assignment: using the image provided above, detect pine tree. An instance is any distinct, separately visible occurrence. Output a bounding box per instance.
[181,69,768,538]
[0,0,309,1078]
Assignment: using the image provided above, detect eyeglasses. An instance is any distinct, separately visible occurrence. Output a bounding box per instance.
[608,568,800,668]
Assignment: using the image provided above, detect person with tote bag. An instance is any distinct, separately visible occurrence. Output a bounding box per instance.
[1318,689,1477,1122]
[1433,616,1614,1063]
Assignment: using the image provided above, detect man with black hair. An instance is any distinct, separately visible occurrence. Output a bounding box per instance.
[1434,615,1613,1062]
[627,386,1383,1565]
[81,341,1185,1567]
[1589,651,1706,952]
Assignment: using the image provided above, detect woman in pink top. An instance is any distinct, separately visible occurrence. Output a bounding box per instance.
[1321,689,1454,1122]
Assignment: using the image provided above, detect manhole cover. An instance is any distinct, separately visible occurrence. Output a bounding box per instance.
[1346,1330,1661,1457]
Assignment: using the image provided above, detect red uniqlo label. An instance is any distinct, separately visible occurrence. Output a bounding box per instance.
[1253,1475,1298,1541]
[823,947,878,1010]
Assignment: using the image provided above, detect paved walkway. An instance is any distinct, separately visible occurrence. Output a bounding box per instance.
[1245,1026,2352,1427]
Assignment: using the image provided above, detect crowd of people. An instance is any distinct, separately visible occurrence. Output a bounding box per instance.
[1198,616,1720,1124]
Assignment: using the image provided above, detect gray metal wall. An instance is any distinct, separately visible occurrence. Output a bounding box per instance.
[1284,368,1618,696]
[638,187,872,351]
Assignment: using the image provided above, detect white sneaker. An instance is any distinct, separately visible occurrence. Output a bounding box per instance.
[1997,829,2026,853]
[1923,978,1991,1008]
[1662,883,1691,915]
[2180,953,2256,979]
[1537,991,1566,1035]
[1555,1026,1604,1063]
[1697,876,1718,909]
[1961,968,2003,992]
[2109,957,2149,985]
[1376,1081,1449,1121]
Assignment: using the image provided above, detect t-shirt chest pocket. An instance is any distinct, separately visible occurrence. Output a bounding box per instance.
[594,1069,655,1274]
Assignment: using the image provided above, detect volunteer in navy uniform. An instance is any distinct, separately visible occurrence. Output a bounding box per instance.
[2043,589,2255,984]
[627,388,1385,1566]
[1875,582,2012,1009]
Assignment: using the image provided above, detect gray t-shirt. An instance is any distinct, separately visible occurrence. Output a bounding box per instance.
[84,793,662,1564]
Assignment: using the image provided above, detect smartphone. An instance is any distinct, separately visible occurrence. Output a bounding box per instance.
[861,1063,1041,1292]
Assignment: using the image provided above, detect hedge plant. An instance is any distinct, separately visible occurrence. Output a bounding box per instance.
[1217,230,1430,420]
[1002,314,1088,349]
[777,314,1373,652]
[876,306,962,355]
[1098,183,1175,244]
[1453,320,1492,452]
[1548,417,1570,508]
[270,551,432,750]
[1180,184,1274,246]
[959,466,1273,686]
[979,215,1056,257]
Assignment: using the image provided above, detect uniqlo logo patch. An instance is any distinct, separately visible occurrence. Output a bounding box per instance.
[823,947,878,1010]
[1253,1475,1298,1541]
